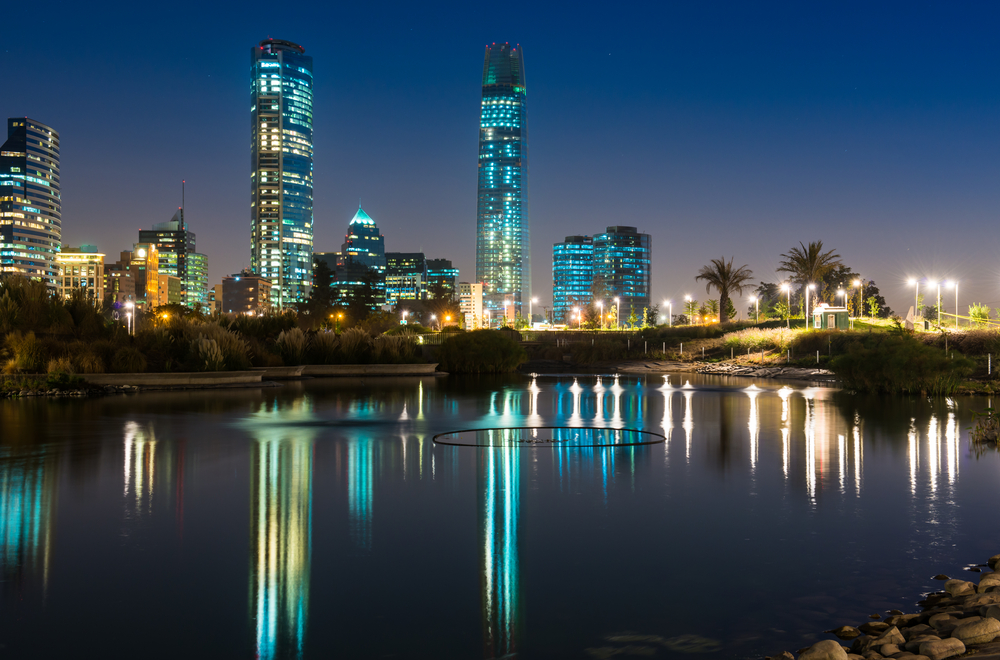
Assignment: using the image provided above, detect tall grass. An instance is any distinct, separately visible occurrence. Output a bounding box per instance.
[338,327,372,364]
[437,329,526,374]
[722,327,793,352]
[308,331,339,364]
[276,328,308,366]
[830,334,972,395]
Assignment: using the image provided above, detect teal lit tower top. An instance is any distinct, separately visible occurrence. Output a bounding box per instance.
[250,38,314,308]
[476,43,529,322]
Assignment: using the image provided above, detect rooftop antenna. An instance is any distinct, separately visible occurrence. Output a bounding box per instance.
[181,179,186,229]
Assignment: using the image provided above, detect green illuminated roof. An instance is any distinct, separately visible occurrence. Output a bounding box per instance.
[350,207,375,226]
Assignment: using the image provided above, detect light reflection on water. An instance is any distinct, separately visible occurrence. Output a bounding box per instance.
[0,375,997,659]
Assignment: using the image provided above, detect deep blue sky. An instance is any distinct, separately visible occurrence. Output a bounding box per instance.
[6,1,999,315]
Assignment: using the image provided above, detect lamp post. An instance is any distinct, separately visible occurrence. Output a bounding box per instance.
[936,281,942,327]
[598,301,604,330]
[572,307,580,330]
[750,296,758,323]
[485,309,491,329]
[337,312,343,333]
[125,301,134,335]
[908,278,919,323]
[431,314,438,331]
[947,280,958,328]
[780,283,790,328]
[684,295,692,325]
[853,279,863,319]
[530,297,537,328]
[805,283,815,329]
[613,297,620,330]
[664,300,672,327]
[401,310,408,326]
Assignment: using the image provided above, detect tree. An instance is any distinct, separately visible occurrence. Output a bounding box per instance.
[863,280,892,318]
[684,298,699,322]
[725,298,738,321]
[705,299,720,320]
[695,257,754,323]
[777,241,843,286]
[749,282,780,320]
[346,269,381,322]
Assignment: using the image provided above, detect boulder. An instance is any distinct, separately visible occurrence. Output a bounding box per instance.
[879,644,901,656]
[800,640,850,660]
[860,623,891,635]
[903,626,933,641]
[851,636,878,654]
[950,617,1000,645]
[985,604,1000,621]
[830,626,862,640]
[962,592,1000,609]
[918,638,965,660]
[847,655,865,660]
[988,554,1000,570]
[978,572,1000,593]
[873,628,906,648]
[944,580,976,597]
[904,636,940,653]
[928,615,957,632]
[862,653,883,660]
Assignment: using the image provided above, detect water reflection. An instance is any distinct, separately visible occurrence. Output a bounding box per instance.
[479,441,521,659]
[0,449,55,599]
[348,437,374,552]
[248,400,316,660]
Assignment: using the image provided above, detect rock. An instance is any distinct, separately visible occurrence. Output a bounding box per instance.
[962,592,1000,609]
[888,610,905,616]
[852,636,878,653]
[800,641,850,660]
[918,638,965,660]
[860,623,891,635]
[847,655,865,660]
[978,573,1000,593]
[880,645,901,656]
[989,555,1000,570]
[928,614,957,632]
[873,628,906,648]
[904,625,933,641]
[862,653,883,660]
[904,636,940,653]
[830,627,863,640]
[985,604,1000,620]
[944,580,976,597]
[933,575,951,581]
[767,653,796,660]
[871,614,883,620]
[951,618,1000,645]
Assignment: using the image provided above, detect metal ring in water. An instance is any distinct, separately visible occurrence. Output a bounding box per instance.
[432,426,665,448]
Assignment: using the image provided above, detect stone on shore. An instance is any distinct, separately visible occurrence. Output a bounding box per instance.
[918,638,964,660]
[830,626,862,640]
[879,644,901,656]
[944,580,976,597]
[800,640,850,660]
[988,555,1000,570]
[903,625,933,641]
[860,622,890,635]
[950,617,1000,645]
[985,604,1000,620]
[905,635,940,653]
[851,636,878,653]
[978,573,1000,593]
[872,627,905,648]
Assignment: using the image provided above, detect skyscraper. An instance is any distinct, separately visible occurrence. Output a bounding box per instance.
[476,43,529,322]
[552,236,594,323]
[250,39,314,308]
[593,226,651,317]
[315,207,387,306]
[0,118,61,286]
[138,207,209,309]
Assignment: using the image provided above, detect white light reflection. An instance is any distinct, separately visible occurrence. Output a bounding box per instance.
[853,414,862,496]
[778,387,791,480]
[945,400,958,485]
[837,434,846,493]
[746,388,759,472]
[927,414,939,496]
[683,390,694,462]
[803,390,816,505]
[660,377,673,463]
[908,418,918,497]
[569,378,583,426]
[610,375,624,427]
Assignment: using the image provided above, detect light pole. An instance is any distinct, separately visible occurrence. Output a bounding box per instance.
[125,301,134,335]
[947,281,958,328]
[908,278,919,323]
[805,283,815,329]
[664,300,672,327]
[684,294,692,325]
[853,278,863,319]
[613,297,620,329]
[530,297,537,327]
[750,296,758,323]
[485,309,491,328]
[401,310,408,325]
[780,283,790,328]
[572,307,580,330]
[431,314,438,331]
[598,301,604,330]
[936,281,942,327]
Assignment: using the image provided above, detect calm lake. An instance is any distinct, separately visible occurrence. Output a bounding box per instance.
[1,374,998,659]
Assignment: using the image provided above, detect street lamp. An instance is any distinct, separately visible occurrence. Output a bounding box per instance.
[935,281,942,326]
[805,283,815,329]
[664,300,672,327]
[485,309,491,328]
[780,283,790,328]
[947,280,958,328]
[573,307,580,330]
[431,313,438,331]
[125,301,134,335]
[530,297,537,327]
[853,279,863,319]
[401,310,408,325]
[908,278,919,323]
[684,295,692,325]
[597,301,604,330]
[613,297,620,329]
[750,296,758,323]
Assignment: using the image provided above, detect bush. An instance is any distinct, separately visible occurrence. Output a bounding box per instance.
[338,327,372,364]
[72,351,105,374]
[308,331,339,364]
[46,357,74,374]
[830,333,973,395]
[191,337,225,371]
[195,324,251,370]
[437,329,526,374]
[570,336,628,363]
[372,333,420,364]
[3,331,46,373]
[723,327,793,352]
[276,327,307,366]
[112,346,147,373]
[918,329,1000,357]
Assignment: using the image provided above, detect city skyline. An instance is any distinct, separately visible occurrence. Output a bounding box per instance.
[5,2,1000,316]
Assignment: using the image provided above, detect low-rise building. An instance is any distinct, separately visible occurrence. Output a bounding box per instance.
[56,245,104,302]
[459,282,484,329]
[222,272,271,314]
[157,274,182,306]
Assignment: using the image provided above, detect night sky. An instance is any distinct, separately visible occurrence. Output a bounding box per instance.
[5,1,998,315]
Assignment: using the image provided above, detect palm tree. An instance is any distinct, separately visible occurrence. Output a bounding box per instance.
[777,241,842,285]
[695,257,754,323]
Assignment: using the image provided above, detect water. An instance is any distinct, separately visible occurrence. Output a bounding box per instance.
[1,374,998,659]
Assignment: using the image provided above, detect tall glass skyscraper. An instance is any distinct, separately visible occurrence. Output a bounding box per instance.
[552,236,594,323]
[476,43,529,320]
[593,226,651,315]
[138,208,208,309]
[250,39,314,308]
[0,118,61,286]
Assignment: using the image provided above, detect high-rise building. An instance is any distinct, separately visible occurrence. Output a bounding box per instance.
[138,208,208,309]
[317,207,387,306]
[593,226,651,317]
[476,43,529,319]
[222,272,272,314]
[56,245,104,303]
[552,236,594,323]
[129,245,160,307]
[385,252,426,307]
[250,38,314,308]
[426,258,459,299]
[0,118,61,286]
[459,282,484,329]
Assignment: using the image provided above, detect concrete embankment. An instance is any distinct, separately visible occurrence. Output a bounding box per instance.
[768,553,1000,660]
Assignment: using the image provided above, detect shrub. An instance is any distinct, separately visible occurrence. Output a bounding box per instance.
[3,331,46,373]
[723,327,793,352]
[570,336,628,364]
[193,323,251,370]
[275,327,307,366]
[829,334,973,395]
[72,351,105,374]
[372,333,419,364]
[308,331,339,364]
[338,327,372,364]
[46,357,74,374]
[969,303,992,327]
[437,329,526,374]
[111,346,147,373]
[191,337,225,371]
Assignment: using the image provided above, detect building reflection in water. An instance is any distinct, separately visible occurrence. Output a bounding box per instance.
[0,449,56,599]
[124,421,157,515]
[348,437,374,552]
[247,399,317,660]
[479,433,521,659]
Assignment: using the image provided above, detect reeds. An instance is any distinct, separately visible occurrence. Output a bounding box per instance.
[437,330,526,374]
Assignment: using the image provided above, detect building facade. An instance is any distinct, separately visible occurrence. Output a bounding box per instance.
[476,43,529,318]
[56,245,104,302]
[250,38,314,308]
[385,252,425,307]
[552,236,594,323]
[138,208,208,309]
[222,273,272,314]
[459,282,484,329]
[426,258,459,299]
[317,207,387,307]
[128,245,160,308]
[593,226,651,318]
[0,118,61,286]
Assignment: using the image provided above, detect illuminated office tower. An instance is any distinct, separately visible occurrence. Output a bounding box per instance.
[138,208,208,309]
[593,226,651,317]
[552,235,594,323]
[426,258,459,299]
[0,118,61,285]
[476,43,529,319]
[250,39,314,308]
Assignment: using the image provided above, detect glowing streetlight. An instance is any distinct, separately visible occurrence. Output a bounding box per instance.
[573,307,580,330]
[530,297,537,326]
[401,310,408,326]
[853,278,863,319]
[664,300,672,327]
[125,301,134,335]
[750,296,758,323]
[780,282,790,328]
[613,297,620,329]
[935,281,942,326]
[805,283,815,329]
[431,313,438,331]
[908,278,919,323]
[597,300,604,330]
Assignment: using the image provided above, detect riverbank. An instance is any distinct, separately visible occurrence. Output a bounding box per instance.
[769,553,1000,660]
[519,358,838,383]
